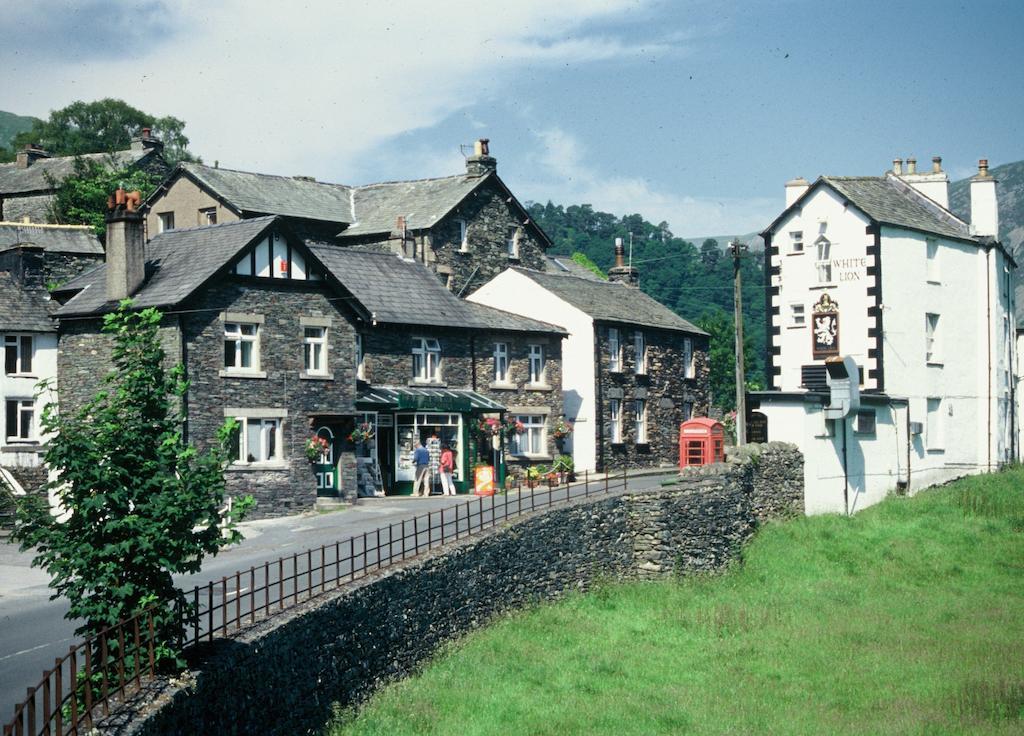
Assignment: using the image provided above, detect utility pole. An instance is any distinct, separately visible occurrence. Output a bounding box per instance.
[730,237,748,445]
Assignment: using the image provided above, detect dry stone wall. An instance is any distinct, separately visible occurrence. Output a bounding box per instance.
[108,444,801,736]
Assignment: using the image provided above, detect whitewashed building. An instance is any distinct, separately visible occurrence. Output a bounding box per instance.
[751,157,1014,514]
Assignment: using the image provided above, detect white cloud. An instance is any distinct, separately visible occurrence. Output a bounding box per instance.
[0,0,672,181]
[523,127,779,237]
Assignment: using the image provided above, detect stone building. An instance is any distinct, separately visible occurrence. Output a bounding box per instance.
[752,156,1015,514]
[0,222,104,500]
[142,139,551,295]
[54,203,565,516]
[0,131,167,223]
[467,240,710,472]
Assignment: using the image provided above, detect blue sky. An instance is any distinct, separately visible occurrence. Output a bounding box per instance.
[2,0,1022,236]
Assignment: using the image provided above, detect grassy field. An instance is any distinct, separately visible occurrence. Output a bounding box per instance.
[328,471,1024,735]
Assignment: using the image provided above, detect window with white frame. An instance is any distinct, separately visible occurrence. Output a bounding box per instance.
[925,313,940,363]
[303,327,327,375]
[608,328,621,371]
[815,237,832,283]
[457,219,469,251]
[634,331,647,375]
[4,335,33,375]
[926,239,940,282]
[609,398,623,443]
[231,416,282,464]
[510,414,546,455]
[5,399,34,442]
[507,227,521,259]
[199,207,217,226]
[157,212,175,233]
[926,398,943,450]
[789,302,806,327]
[493,342,509,383]
[789,231,804,254]
[683,337,694,379]
[412,337,441,383]
[223,322,259,371]
[528,344,545,385]
[634,398,648,444]
[355,334,365,380]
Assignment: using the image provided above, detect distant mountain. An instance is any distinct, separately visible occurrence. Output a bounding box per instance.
[0,110,39,151]
[949,159,1024,257]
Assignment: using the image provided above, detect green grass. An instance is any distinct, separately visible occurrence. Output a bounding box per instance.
[327,470,1024,735]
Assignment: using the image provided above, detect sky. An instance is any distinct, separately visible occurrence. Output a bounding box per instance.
[2,0,1023,238]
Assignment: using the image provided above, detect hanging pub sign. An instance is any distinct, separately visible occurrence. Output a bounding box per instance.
[811,293,840,359]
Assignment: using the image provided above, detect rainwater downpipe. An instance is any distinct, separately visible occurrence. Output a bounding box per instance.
[841,415,849,516]
[986,246,992,471]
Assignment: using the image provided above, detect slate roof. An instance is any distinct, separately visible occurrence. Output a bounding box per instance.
[56,217,278,316]
[510,268,707,334]
[0,150,153,195]
[0,272,54,331]
[543,254,604,281]
[0,222,103,255]
[339,175,483,238]
[306,245,564,334]
[765,173,974,242]
[178,163,354,225]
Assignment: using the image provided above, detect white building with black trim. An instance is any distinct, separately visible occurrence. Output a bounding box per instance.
[751,156,1015,514]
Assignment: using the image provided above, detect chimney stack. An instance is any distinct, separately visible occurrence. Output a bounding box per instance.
[105,188,146,300]
[465,138,497,177]
[892,153,949,208]
[932,156,942,174]
[15,144,50,169]
[607,236,639,287]
[969,159,999,238]
[906,157,917,175]
[892,158,903,175]
[130,127,164,153]
[784,177,810,207]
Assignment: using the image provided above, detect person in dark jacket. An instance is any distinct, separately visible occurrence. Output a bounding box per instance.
[413,439,431,496]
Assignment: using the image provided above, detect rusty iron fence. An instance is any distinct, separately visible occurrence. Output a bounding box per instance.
[4,468,630,735]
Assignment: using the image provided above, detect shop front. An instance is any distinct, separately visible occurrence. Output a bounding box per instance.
[357,387,506,496]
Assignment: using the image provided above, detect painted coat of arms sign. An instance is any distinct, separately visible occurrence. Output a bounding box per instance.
[812,293,839,358]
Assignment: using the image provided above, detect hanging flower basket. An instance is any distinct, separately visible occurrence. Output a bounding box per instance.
[477,416,502,438]
[348,422,375,444]
[305,435,330,462]
[503,418,525,437]
[552,418,574,440]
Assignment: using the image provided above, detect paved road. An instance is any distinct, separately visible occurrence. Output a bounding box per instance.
[0,472,673,714]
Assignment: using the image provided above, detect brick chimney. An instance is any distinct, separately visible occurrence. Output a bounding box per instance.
[105,188,146,300]
[465,138,496,177]
[130,127,164,153]
[969,159,999,238]
[607,237,639,287]
[15,144,51,169]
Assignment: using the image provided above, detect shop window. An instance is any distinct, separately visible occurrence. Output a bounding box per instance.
[223,321,260,373]
[303,327,328,375]
[528,344,546,385]
[634,398,648,444]
[412,337,441,383]
[609,398,623,443]
[608,328,621,372]
[4,335,33,375]
[634,331,647,375]
[5,398,34,442]
[493,342,509,383]
[231,416,281,464]
[510,414,546,456]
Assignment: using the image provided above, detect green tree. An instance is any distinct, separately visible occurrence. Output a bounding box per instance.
[47,156,163,238]
[698,308,759,411]
[14,303,251,647]
[700,238,721,268]
[8,98,194,164]
[570,251,607,279]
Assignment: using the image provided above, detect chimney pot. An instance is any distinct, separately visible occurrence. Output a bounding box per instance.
[932,156,942,173]
[906,157,917,175]
[892,158,903,175]
[978,159,990,177]
[466,139,496,177]
[142,127,151,138]
[607,236,639,287]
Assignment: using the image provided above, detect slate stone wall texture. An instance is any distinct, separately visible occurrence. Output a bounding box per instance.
[117,445,802,736]
[1,193,54,224]
[597,324,711,471]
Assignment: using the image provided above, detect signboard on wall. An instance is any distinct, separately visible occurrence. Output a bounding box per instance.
[746,411,768,444]
[811,293,840,358]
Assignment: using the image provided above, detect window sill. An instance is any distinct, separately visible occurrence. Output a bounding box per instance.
[787,324,806,330]
[300,371,334,381]
[926,279,941,285]
[507,255,520,262]
[526,383,553,392]
[634,371,648,378]
[926,448,945,455]
[786,251,805,256]
[489,381,518,390]
[219,369,268,379]
[926,361,944,368]
[409,380,447,387]
[228,461,289,472]
[508,453,552,462]
[457,248,471,255]
[4,373,38,379]
[635,442,650,451]
[2,442,41,451]
[808,283,836,290]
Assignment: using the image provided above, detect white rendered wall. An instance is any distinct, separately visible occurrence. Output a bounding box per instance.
[757,397,909,515]
[0,332,57,469]
[468,270,598,471]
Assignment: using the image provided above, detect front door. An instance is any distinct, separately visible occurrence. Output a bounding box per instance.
[313,426,339,497]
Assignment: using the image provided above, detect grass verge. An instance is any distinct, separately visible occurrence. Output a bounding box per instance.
[327,470,1024,735]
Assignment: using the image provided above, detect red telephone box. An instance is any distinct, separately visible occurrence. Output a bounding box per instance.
[679,418,725,468]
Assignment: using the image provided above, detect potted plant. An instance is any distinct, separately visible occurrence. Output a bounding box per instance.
[525,464,546,489]
[551,454,575,483]
[348,422,375,445]
[305,434,330,463]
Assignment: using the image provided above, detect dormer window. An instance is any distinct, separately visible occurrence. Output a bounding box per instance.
[199,207,217,226]
[231,234,320,280]
[157,212,175,233]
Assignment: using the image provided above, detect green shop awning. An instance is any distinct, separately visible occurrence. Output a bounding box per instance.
[356,387,506,413]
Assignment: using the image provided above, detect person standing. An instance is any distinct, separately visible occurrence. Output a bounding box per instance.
[413,439,431,496]
[439,443,455,496]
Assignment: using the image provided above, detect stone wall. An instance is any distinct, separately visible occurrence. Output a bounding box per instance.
[116,445,802,736]
[1,193,54,224]
[597,324,711,471]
